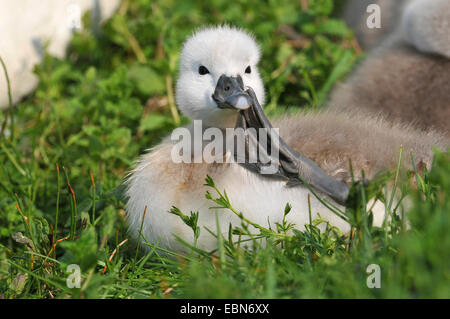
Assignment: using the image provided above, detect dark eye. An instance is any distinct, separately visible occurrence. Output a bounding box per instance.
[198,65,209,75]
[245,66,251,74]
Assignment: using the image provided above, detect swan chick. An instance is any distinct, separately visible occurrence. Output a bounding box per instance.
[125,26,447,253]
[330,0,450,135]
[401,0,450,59]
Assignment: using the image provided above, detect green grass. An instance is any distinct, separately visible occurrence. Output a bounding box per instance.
[0,0,449,299]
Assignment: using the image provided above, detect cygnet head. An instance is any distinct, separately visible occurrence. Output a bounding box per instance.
[176,26,265,128]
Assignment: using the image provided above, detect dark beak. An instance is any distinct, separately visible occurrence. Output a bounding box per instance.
[212,75,252,110]
[236,87,350,206]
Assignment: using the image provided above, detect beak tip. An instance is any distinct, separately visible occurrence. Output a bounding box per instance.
[233,96,251,110]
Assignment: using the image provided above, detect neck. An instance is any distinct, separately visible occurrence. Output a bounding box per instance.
[184,116,244,163]
[203,111,239,129]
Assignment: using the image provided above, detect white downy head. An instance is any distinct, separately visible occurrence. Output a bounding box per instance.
[176,25,265,128]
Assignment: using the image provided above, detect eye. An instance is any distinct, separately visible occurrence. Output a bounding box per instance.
[198,65,210,75]
[245,66,251,74]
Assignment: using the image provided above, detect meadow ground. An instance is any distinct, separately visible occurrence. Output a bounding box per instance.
[0,0,449,298]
